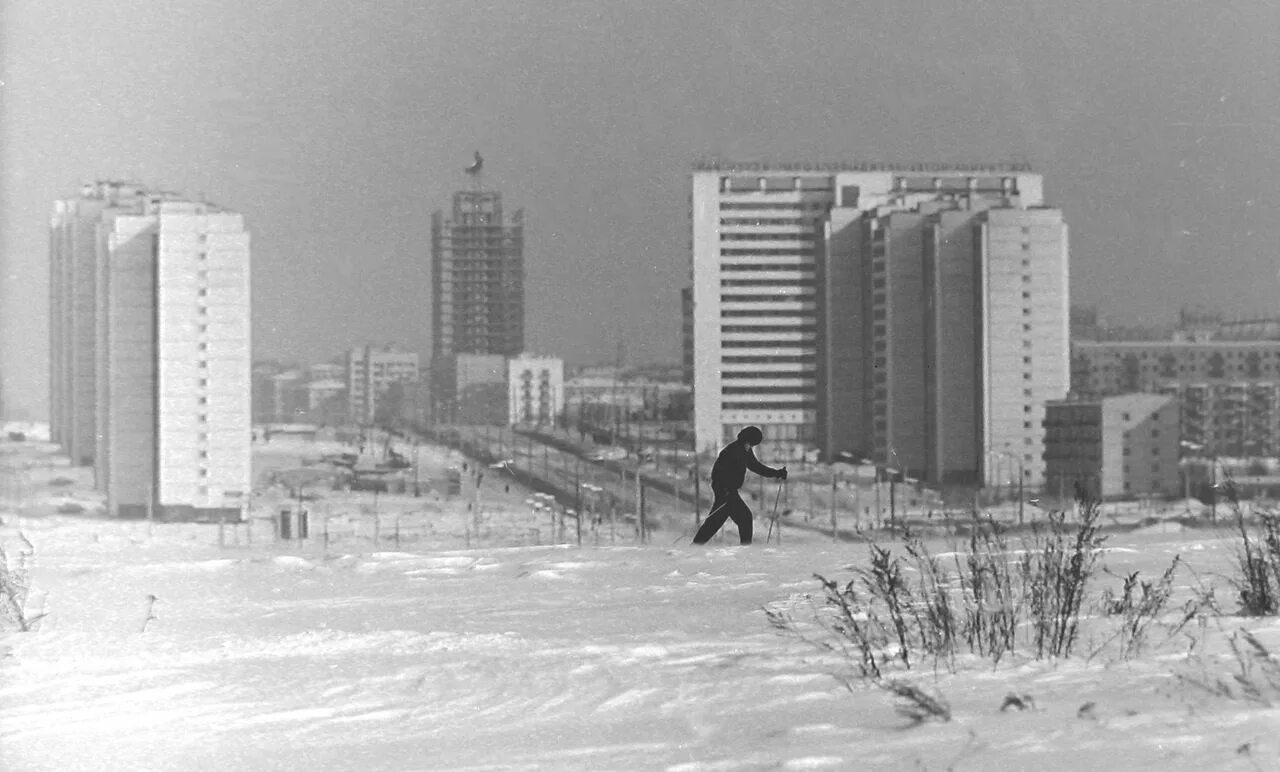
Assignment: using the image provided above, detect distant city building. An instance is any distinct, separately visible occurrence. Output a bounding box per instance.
[434,353,508,425]
[270,371,308,422]
[308,362,345,382]
[1043,393,1180,500]
[564,369,690,422]
[508,355,564,426]
[430,187,525,420]
[1072,339,1280,456]
[690,161,1068,490]
[347,345,419,425]
[50,181,251,519]
[306,378,347,424]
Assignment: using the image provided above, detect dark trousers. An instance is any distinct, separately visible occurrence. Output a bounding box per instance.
[693,488,753,545]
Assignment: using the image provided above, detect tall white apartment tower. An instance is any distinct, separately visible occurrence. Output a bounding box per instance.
[691,161,1068,490]
[50,181,150,465]
[50,183,251,519]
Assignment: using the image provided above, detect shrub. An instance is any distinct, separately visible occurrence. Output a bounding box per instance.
[1231,508,1280,616]
[1019,497,1105,659]
[0,533,43,632]
[1178,628,1280,706]
[1097,556,1181,660]
[768,496,1116,677]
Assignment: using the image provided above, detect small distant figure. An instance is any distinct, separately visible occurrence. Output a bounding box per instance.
[692,426,786,546]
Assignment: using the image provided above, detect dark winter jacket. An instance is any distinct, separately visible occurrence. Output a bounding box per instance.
[710,440,783,491]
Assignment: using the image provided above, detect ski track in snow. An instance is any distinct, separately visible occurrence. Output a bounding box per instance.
[4,511,1280,770]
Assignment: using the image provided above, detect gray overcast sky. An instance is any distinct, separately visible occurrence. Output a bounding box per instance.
[3,0,1279,420]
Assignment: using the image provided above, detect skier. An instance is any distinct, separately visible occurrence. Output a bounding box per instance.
[693,426,786,545]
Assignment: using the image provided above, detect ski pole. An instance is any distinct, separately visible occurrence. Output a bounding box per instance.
[765,480,785,544]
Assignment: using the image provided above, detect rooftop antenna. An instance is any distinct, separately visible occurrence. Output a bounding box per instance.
[464,150,484,191]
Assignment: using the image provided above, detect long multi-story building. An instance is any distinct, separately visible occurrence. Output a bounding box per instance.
[691,161,1069,489]
[430,189,524,421]
[1072,339,1280,456]
[50,182,251,519]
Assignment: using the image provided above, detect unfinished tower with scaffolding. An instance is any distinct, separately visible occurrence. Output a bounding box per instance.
[430,164,525,424]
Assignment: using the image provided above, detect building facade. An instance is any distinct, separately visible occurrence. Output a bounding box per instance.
[430,189,525,420]
[691,161,1069,488]
[508,355,564,426]
[1043,393,1180,500]
[52,182,251,519]
[1072,339,1280,456]
[347,345,420,425]
[50,181,151,465]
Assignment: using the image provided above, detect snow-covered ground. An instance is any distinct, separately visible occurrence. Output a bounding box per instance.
[3,436,1280,771]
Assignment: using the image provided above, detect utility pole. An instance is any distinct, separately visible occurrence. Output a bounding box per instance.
[829,469,837,541]
[611,340,625,444]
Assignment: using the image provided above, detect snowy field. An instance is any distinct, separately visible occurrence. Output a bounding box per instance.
[3,434,1280,770]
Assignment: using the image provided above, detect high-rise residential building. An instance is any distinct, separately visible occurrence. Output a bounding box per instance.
[430,188,524,421]
[691,161,1068,490]
[347,345,420,425]
[431,190,524,358]
[50,181,251,519]
[50,181,151,465]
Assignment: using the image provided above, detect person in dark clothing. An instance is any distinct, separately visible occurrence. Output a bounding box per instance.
[693,426,787,545]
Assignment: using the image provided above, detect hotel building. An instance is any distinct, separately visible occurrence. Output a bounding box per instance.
[690,161,1069,488]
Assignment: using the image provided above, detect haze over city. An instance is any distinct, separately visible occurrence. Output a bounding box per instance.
[3,0,1278,422]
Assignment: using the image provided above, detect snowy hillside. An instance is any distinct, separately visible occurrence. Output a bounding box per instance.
[3,437,1280,770]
